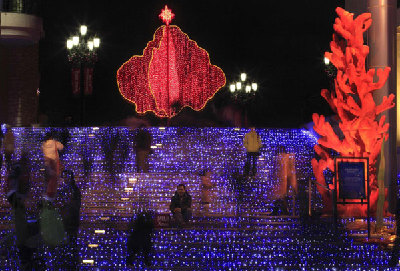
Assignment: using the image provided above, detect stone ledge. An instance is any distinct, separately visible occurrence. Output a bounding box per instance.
[0,12,43,44]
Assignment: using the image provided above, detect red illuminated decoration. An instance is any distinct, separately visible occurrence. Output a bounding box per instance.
[117,6,226,118]
[159,5,175,26]
[312,8,395,216]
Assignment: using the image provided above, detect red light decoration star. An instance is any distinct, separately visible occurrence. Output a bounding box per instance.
[159,5,175,26]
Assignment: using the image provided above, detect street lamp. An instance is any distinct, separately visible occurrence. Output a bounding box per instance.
[323,55,336,81]
[66,25,100,125]
[240,72,247,82]
[229,72,258,99]
[229,72,258,127]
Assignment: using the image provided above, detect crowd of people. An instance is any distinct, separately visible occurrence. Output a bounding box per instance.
[0,126,302,268]
[0,128,81,270]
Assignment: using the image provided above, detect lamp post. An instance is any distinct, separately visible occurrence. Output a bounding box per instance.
[229,73,258,101]
[229,73,258,127]
[66,25,100,126]
[323,57,337,79]
[323,56,337,92]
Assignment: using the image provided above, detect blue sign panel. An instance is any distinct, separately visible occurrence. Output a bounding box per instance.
[338,162,366,199]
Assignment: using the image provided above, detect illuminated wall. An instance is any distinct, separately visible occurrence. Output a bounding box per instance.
[0,127,393,269]
[0,127,317,212]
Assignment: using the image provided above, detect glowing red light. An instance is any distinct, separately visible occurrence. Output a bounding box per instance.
[312,7,395,217]
[159,5,175,26]
[117,25,226,118]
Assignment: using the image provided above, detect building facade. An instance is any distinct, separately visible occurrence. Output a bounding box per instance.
[0,0,43,126]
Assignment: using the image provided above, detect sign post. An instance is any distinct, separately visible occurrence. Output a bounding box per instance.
[334,157,370,238]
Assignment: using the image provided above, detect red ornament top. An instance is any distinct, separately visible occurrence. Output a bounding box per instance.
[159,5,175,26]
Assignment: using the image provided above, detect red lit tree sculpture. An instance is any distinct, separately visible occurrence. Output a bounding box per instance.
[311,7,395,216]
[117,5,226,118]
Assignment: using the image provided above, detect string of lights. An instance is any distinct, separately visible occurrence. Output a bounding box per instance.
[0,127,394,269]
[117,6,226,118]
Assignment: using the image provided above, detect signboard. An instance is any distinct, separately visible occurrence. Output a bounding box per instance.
[154,213,171,228]
[337,161,366,199]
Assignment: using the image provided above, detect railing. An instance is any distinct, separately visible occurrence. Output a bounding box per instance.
[308,178,330,216]
[297,178,327,217]
[0,0,41,16]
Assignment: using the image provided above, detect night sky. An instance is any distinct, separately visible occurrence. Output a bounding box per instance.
[38,0,345,127]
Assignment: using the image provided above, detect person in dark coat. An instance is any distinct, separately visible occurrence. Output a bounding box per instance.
[170,184,192,227]
[134,126,152,173]
[58,170,81,241]
[5,153,43,270]
[126,212,154,267]
[56,169,81,269]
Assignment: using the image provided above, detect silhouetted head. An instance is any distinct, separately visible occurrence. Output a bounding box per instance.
[133,211,154,232]
[177,184,186,197]
[44,132,54,141]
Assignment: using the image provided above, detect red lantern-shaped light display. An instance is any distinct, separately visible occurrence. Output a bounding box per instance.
[117,5,226,118]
